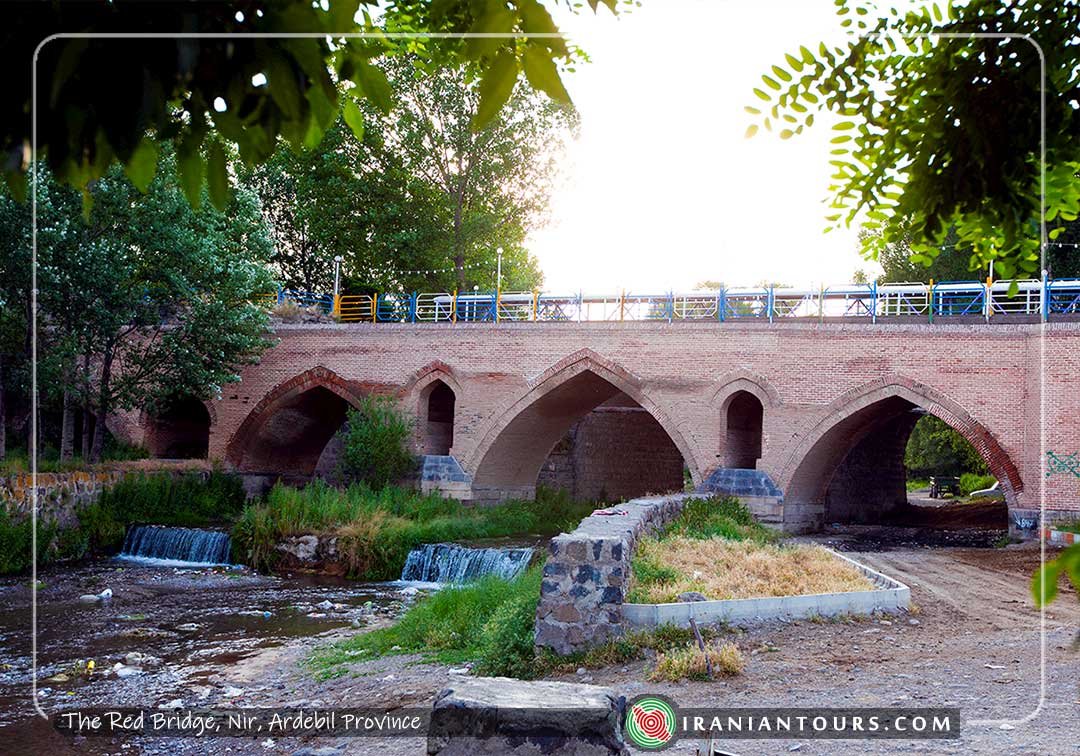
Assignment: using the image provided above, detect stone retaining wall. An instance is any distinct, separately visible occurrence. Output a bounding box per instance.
[0,464,209,529]
[534,493,688,655]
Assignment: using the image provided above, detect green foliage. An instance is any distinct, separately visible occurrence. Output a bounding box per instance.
[0,509,54,575]
[339,397,416,489]
[230,482,593,579]
[959,473,996,497]
[79,472,246,555]
[904,415,988,479]
[6,1,623,205]
[309,568,542,677]
[1032,543,1080,608]
[755,0,1080,284]
[663,496,777,543]
[0,471,243,574]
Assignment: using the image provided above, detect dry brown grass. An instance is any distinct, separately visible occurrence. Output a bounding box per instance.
[630,537,874,603]
[649,641,745,681]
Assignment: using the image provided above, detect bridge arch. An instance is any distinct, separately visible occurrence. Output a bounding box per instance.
[142,396,215,459]
[778,376,1021,529]
[467,349,700,500]
[225,366,366,475]
[401,362,461,455]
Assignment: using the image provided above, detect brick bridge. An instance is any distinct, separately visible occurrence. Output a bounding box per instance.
[119,321,1080,533]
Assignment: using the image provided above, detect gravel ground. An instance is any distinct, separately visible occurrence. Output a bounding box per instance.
[9,542,1078,756]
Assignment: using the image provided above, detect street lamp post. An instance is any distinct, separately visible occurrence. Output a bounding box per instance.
[496,247,503,291]
[333,256,344,298]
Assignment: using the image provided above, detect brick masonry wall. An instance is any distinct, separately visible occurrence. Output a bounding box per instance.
[116,320,1079,527]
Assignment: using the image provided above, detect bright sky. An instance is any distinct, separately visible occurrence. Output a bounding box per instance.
[528,0,883,293]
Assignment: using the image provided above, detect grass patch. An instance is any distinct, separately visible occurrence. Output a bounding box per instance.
[905,478,930,492]
[79,471,246,556]
[0,440,149,474]
[232,482,592,580]
[627,496,870,603]
[309,568,544,679]
[648,642,744,681]
[960,473,996,496]
[627,537,873,603]
[663,496,778,543]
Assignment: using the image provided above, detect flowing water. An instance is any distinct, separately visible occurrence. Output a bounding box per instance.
[400,542,535,583]
[118,525,232,566]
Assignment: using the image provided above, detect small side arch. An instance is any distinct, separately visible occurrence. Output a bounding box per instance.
[225,366,367,473]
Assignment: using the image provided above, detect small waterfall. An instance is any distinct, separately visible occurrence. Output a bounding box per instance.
[400,543,533,583]
[119,525,231,566]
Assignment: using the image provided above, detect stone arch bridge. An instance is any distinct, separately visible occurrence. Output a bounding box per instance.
[119,321,1080,534]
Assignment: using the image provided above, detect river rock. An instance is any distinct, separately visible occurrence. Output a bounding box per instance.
[112,664,142,679]
[176,623,200,632]
[315,600,334,611]
[278,535,319,562]
[677,591,708,602]
[124,652,162,668]
[428,676,628,755]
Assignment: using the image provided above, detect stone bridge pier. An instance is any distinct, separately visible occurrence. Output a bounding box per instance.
[115,321,1080,535]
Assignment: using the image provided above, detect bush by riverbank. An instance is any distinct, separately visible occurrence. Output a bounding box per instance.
[231,482,594,580]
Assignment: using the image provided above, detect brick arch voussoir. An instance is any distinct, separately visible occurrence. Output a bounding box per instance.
[399,360,462,401]
[778,376,1022,498]
[224,366,367,467]
[712,368,782,410]
[465,349,702,482]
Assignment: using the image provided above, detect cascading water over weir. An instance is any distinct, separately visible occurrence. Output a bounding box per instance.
[400,543,534,583]
[119,525,232,566]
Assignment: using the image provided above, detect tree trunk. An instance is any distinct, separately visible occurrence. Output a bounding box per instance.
[89,349,113,464]
[81,352,92,459]
[59,387,75,461]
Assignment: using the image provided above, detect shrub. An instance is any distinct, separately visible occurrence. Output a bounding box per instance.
[339,396,415,489]
[473,585,543,678]
[960,473,997,496]
[649,642,744,681]
[231,482,595,579]
[0,510,57,575]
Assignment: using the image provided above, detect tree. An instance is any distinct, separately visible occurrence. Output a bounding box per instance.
[8,156,275,462]
[371,58,571,291]
[5,0,623,210]
[753,0,1080,285]
[244,60,569,295]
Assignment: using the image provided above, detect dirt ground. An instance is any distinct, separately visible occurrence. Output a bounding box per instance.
[11,541,1079,756]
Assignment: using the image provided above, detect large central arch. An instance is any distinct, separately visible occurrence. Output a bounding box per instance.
[466,350,699,501]
[778,377,1022,531]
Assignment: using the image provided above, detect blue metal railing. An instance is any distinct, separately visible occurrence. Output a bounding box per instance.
[269,278,1078,324]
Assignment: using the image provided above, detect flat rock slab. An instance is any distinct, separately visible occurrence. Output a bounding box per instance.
[428,676,628,755]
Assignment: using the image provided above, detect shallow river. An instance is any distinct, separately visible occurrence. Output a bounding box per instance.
[0,558,424,734]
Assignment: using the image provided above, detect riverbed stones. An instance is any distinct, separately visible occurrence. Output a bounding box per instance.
[534,494,689,655]
[427,676,628,755]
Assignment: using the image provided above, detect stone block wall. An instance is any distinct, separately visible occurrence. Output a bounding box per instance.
[535,494,688,655]
[0,464,210,529]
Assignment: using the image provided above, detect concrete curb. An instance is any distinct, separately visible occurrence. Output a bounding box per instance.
[621,549,910,628]
[1043,528,1079,546]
